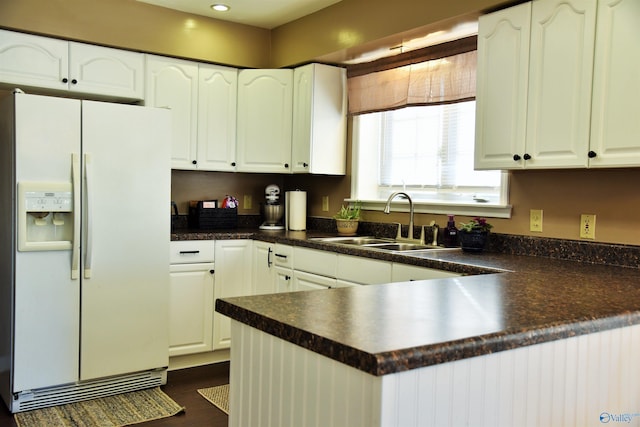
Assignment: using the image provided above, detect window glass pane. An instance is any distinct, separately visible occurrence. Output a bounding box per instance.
[354,101,505,206]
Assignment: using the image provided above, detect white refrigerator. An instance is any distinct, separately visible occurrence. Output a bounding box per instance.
[0,92,171,412]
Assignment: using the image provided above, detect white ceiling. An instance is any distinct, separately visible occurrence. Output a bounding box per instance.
[136,0,343,29]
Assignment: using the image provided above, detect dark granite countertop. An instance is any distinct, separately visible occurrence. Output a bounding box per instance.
[174,228,640,376]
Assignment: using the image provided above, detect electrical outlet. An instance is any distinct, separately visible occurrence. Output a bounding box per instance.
[530,209,543,232]
[580,214,596,239]
[322,196,329,212]
[243,194,252,210]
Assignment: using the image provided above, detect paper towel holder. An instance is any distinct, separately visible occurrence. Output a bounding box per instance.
[285,190,307,231]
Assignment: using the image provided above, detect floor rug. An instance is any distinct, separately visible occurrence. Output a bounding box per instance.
[197,384,229,415]
[14,387,185,427]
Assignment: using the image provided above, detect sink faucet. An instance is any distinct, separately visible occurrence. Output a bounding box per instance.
[383,192,418,242]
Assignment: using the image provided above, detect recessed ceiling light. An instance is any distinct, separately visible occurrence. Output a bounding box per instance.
[211,4,230,12]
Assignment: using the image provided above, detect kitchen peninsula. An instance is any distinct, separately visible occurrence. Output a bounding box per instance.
[211,231,640,427]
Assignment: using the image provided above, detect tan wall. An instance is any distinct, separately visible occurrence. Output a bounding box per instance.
[0,0,270,68]
[271,0,516,67]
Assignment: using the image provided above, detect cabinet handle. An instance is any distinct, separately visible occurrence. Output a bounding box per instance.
[267,247,273,267]
[179,250,200,254]
[62,78,68,83]
[285,275,291,280]
[231,162,236,167]
[523,153,531,160]
[284,163,289,168]
[192,160,197,165]
[275,253,287,259]
[303,162,308,167]
[209,269,215,274]
[588,151,597,158]
[513,154,521,161]
[71,79,78,84]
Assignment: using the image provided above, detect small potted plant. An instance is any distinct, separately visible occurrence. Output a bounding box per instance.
[458,217,493,252]
[334,202,361,236]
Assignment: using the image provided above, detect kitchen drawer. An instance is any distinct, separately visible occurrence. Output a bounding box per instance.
[391,263,461,282]
[293,247,337,277]
[170,240,215,264]
[337,254,391,285]
[273,244,293,268]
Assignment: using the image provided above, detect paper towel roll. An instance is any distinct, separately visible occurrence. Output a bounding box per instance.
[286,190,307,231]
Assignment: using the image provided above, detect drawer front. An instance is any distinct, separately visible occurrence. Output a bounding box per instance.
[337,254,391,285]
[273,244,293,268]
[170,240,215,264]
[293,247,337,277]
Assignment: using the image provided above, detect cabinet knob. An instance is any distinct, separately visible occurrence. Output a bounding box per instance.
[513,154,521,161]
[284,163,289,168]
[285,275,291,280]
[231,162,236,167]
[192,160,197,165]
[523,153,531,160]
[303,162,308,167]
[71,79,78,85]
[62,78,68,83]
[588,151,597,158]
[209,269,215,274]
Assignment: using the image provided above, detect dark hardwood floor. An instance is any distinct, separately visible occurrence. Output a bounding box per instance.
[0,362,230,427]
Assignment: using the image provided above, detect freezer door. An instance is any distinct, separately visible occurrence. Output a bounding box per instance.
[13,94,81,392]
[79,101,171,380]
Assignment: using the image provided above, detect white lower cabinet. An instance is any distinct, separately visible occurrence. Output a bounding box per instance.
[169,263,215,356]
[391,263,461,282]
[169,241,215,357]
[252,241,276,295]
[213,240,253,350]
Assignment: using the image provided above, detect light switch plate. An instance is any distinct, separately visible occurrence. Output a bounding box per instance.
[243,195,252,210]
[322,196,329,212]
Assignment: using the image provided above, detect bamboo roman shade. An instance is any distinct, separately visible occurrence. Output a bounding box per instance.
[347,36,477,115]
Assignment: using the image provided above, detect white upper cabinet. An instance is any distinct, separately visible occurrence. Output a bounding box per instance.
[589,0,640,167]
[146,56,238,171]
[525,0,596,169]
[0,29,144,100]
[292,64,347,175]
[474,2,531,170]
[236,69,293,173]
[476,0,640,170]
[197,64,238,171]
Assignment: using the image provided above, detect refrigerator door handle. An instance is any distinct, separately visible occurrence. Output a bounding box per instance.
[71,153,81,280]
[84,153,93,279]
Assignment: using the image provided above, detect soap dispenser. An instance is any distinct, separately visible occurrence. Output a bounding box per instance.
[443,215,459,248]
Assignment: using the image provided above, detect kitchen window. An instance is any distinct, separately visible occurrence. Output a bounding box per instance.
[347,35,511,218]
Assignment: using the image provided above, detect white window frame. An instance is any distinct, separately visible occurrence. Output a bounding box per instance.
[350,111,512,219]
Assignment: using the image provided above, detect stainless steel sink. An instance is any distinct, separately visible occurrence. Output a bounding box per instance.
[311,236,450,252]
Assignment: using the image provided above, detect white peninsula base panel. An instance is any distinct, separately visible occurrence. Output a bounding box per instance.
[229,320,640,427]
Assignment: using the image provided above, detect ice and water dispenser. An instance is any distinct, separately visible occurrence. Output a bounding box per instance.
[18,182,74,251]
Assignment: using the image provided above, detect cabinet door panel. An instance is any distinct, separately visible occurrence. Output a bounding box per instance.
[589,0,640,167]
[213,240,252,349]
[237,69,293,173]
[526,0,596,168]
[197,64,238,171]
[146,55,199,169]
[69,42,144,99]
[0,29,68,91]
[169,265,215,356]
[474,2,531,170]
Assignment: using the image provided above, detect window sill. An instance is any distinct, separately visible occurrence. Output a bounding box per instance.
[346,199,512,219]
